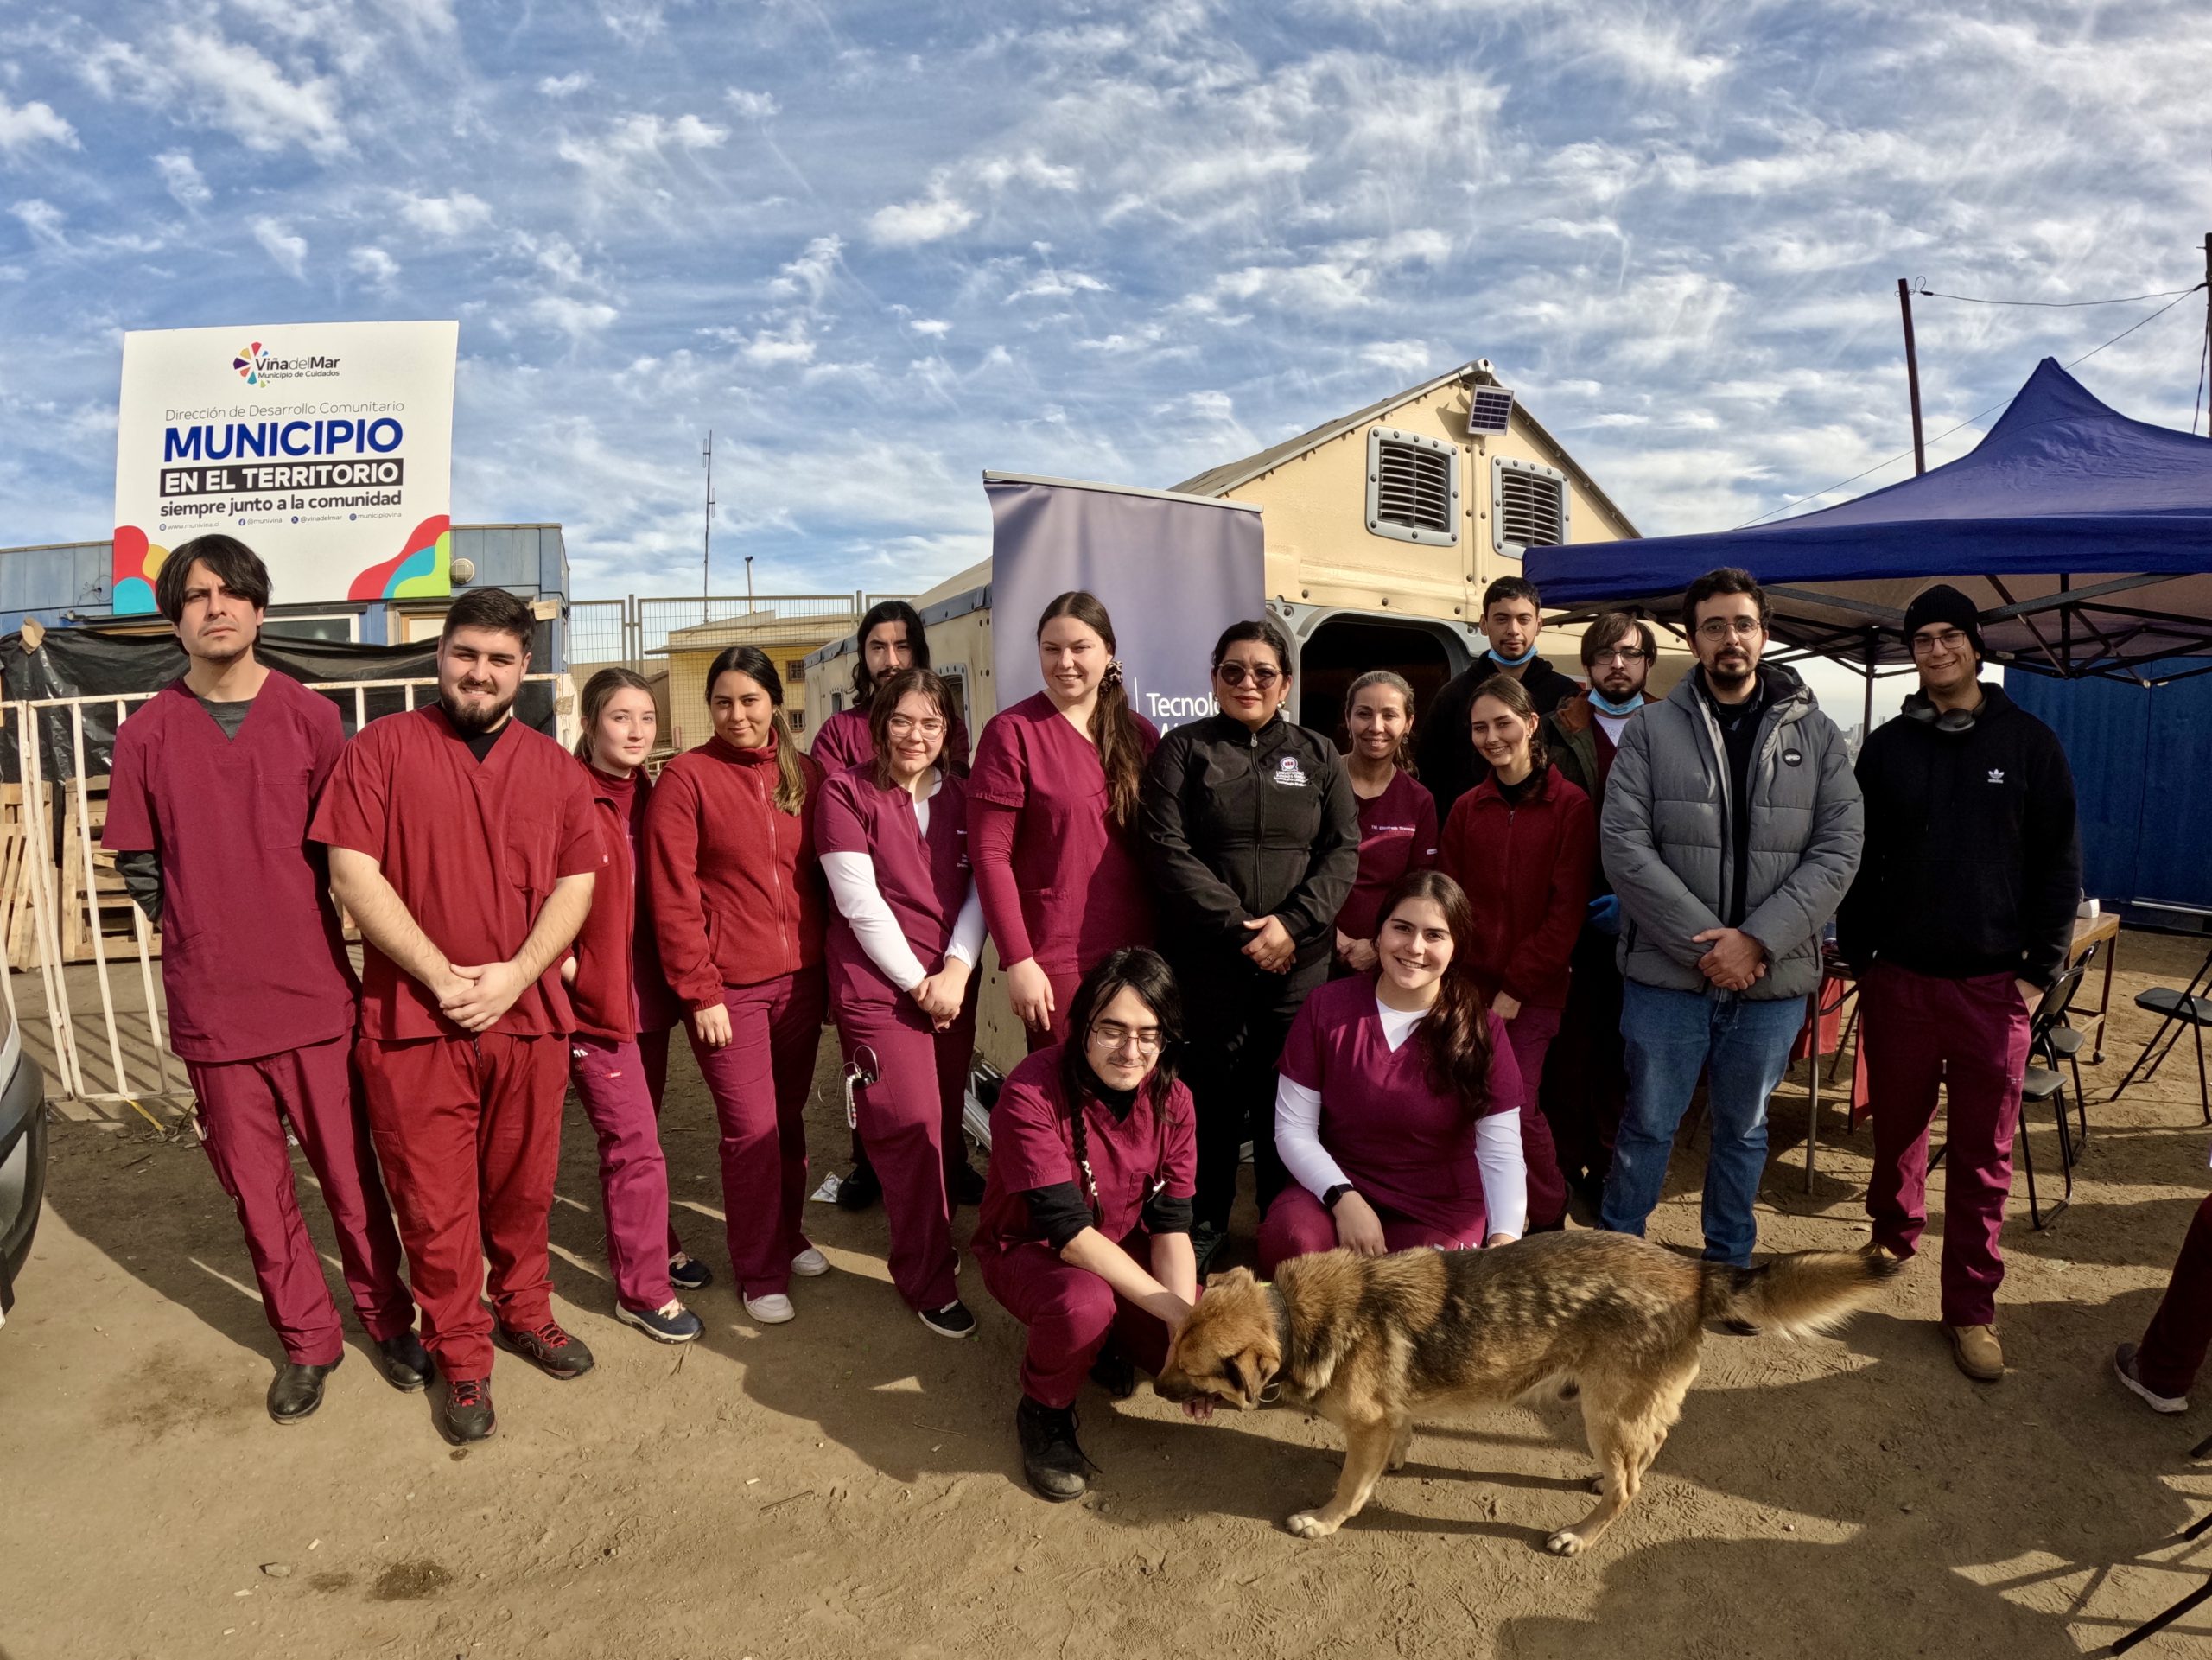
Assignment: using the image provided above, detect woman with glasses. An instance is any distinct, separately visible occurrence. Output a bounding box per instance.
[817,669,988,1339]
[645,646,830,1327]
[967,591,1159,1049]
[1332,670,1439,976]
[1438,674,1593,1233]
[1262,869,1524,1275]
[1141,618,1360,1268]
[972,948,1200,1503]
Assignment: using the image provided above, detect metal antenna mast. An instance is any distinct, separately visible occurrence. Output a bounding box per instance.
[701,431,715,625]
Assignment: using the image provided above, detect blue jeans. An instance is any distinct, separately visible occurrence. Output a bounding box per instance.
[1599,979,1802,1266]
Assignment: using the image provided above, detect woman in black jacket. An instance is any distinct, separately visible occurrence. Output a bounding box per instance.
[1140,617,1360,1267]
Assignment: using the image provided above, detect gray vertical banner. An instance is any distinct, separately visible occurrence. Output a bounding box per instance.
[984,474,1265,735]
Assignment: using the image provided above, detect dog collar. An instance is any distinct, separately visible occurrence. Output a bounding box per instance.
[1262,1282,1291,1402]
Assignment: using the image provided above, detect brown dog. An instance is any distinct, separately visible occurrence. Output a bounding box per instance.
[1155,1231,1898,1554]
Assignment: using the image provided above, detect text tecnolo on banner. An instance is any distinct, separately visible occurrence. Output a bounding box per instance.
[984,474,1265,735]
[111,320,460,615]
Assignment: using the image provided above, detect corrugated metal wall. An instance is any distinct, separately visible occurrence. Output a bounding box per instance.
[2005,664,2212,909]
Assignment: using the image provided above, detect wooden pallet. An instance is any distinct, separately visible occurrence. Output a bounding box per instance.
[54,778,163,965]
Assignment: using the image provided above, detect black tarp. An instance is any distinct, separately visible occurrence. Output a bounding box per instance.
[0,622,559,783]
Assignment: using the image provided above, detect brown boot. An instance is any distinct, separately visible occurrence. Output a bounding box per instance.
[1943,1322,2004,1382]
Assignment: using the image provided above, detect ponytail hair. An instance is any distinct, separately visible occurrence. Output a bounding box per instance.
[1037,590,1145,825]
[1469,672,1548,774]
[1057,948,1187,1220]
[850,599,931,702]
[1342,668,1418,775]
[1377,869,1496,1117]
[865,667,956,791]
[704,645,807,815]
[574,665,654,763]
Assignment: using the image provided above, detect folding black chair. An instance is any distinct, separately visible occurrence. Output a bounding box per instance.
[2040,943,2097,1152]
[2017,961,2092,1231]
[2114,943,2212,1125]
[2109,1450,2212,1656]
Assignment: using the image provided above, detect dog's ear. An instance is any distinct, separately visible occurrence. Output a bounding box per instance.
[1231,1343,1278,1409]
[1205,1265,1256,1292]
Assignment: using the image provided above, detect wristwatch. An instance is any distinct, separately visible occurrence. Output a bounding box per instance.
[1322,1183,1356,1212]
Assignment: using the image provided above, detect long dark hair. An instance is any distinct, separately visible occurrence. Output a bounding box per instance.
[1469,672,1548,773]
[1058,947,1186,1221]
[574,665,654,763]
[865,667,957,790]
[705,645,807,815]
[1376,869,1496,1116]
[1038,591,1144,826]
[850,599,931,702]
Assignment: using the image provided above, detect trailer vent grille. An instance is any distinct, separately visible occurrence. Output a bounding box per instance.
[1365,427,1459,548]
[1491,459,1568,557]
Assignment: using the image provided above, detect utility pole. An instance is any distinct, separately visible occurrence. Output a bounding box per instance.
[701,431,715,626]
[1897,277,1926,474]
[745,555,754,606]
[2202,233,2210,433]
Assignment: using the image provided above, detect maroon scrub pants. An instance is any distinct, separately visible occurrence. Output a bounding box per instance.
[1503,1003,1568,1231]
[1861,963,2031,1326]
[977,1231,1178,1409]
[1256,1186,1483,1276]
[836,995,974,1312]
[2135,1193,2212,1398]
[568,1028,677,1313]
[357,1032,568,1380]
[687,970,825,1299]
[184,1034,414,1366]
[1020,967,1083,1053]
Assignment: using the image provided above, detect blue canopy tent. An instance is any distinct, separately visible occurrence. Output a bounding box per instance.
[1525,359,2212,687]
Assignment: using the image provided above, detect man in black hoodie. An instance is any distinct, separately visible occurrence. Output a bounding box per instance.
[1417,576,1583,819]
[1838,584,2081,1386]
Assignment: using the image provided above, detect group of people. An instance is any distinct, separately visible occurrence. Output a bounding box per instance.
[106,530,2212,1504]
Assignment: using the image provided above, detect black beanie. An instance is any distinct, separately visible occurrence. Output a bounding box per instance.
[1903,583,1983,659]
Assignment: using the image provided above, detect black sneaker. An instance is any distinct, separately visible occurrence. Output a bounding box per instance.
[374,1330,434,1392]
[668,1252,713,1293]
[498,1320,596,1380]
[267,1358,340,1424]
[918,1299,978,1339]
[1090,1343,1137,1400]
[950,1161,988,1206]
[440,1377,496,1443]
[835,1161,881,1212]
[1015,1396,1095,1503]
[1188,1221,1226,1276]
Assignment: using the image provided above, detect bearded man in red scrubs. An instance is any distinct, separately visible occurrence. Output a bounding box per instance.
[104,534,424,1425]
[314,586,601,1444]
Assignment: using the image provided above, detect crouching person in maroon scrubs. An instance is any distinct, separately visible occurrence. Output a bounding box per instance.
[974,949,1201,1502]
[104,534,421,1425]
[314,588,603,1444]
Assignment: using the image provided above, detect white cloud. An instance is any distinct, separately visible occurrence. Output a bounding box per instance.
[741,319,816,366]
[152,149,210,209]
[868,178,978,246]
[397,191,493,238]
[0,94,77,158]
[556,111,728,210]
[253,221,309,280]
[540,73,590,97]
[1361,340,1433,375]
[766,235,842,307]
[10,199,67,251]
[727,88,780,119]
[91,27,350,158]
[530,294,620,338]
[910,319,951,337]
[350,245,400,289]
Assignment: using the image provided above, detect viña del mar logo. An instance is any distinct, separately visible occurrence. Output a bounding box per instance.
[231,340,341,387]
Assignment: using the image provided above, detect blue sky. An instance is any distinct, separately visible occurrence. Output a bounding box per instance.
[2,0,2209,612]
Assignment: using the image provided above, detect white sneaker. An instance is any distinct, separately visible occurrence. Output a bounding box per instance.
[2115,1343,2190,1414]
[744,1293,796,1325]
[791,1247,830,1278]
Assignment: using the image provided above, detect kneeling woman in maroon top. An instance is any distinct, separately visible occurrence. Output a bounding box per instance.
[645,646,830,1327]
[974,948,1201,1502]
[1261,868,1526,1275]
[564,668,702,1343]
[1437,674,1594,1233]
[817,668,987,1340]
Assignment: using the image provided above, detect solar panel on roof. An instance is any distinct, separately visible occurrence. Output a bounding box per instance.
[1467,385,1516,434]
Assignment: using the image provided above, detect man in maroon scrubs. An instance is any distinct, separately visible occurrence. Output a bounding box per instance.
[103,534,423,1424]
[314,587,601,1443]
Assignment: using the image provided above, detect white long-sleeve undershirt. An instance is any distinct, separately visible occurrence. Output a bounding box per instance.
[819,778,985,993]
[1273,994,1528,1240]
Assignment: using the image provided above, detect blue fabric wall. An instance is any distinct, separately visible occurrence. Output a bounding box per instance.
[2005,664,2212,909]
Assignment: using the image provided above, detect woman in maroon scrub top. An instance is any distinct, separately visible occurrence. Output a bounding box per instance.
[974,949,1200,1503]
[817,669,987,1340]
[563,669,702,1345]
[1437,674,1594,1234]
[1262,869,1525,1275]
[645,646,830,1327]
[1332,670,1439,975]
[967,591,1159,1050]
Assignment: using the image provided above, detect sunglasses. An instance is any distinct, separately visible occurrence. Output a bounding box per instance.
[1217,662,1284,689]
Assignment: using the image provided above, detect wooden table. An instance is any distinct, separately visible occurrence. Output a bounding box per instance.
[2069,909,2120,1062]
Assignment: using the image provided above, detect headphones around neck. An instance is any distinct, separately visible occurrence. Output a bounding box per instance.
[1900,690,1978,733]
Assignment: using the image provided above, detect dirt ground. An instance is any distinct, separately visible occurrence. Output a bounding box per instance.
[7,931,2212,1660]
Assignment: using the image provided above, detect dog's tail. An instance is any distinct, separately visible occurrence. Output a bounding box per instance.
[1698,1244,1902,1338]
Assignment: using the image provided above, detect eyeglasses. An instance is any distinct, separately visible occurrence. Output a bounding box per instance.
[1088,1022,1162,1057]
[1694,616,1764,642]
[885,716,946,737]
[1217,662,1283,689]
[1592,648,1649,665]
[1909,628,1971,657]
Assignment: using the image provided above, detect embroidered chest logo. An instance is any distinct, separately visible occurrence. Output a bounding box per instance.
[1782,748,1803,766]
[1273,755,1309,788]
[1986,767,2005,785]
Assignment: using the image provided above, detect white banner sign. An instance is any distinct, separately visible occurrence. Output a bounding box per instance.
[111,320,459,614]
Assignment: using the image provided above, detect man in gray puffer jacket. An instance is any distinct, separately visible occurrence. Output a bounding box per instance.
[1599,568,1863,1267]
